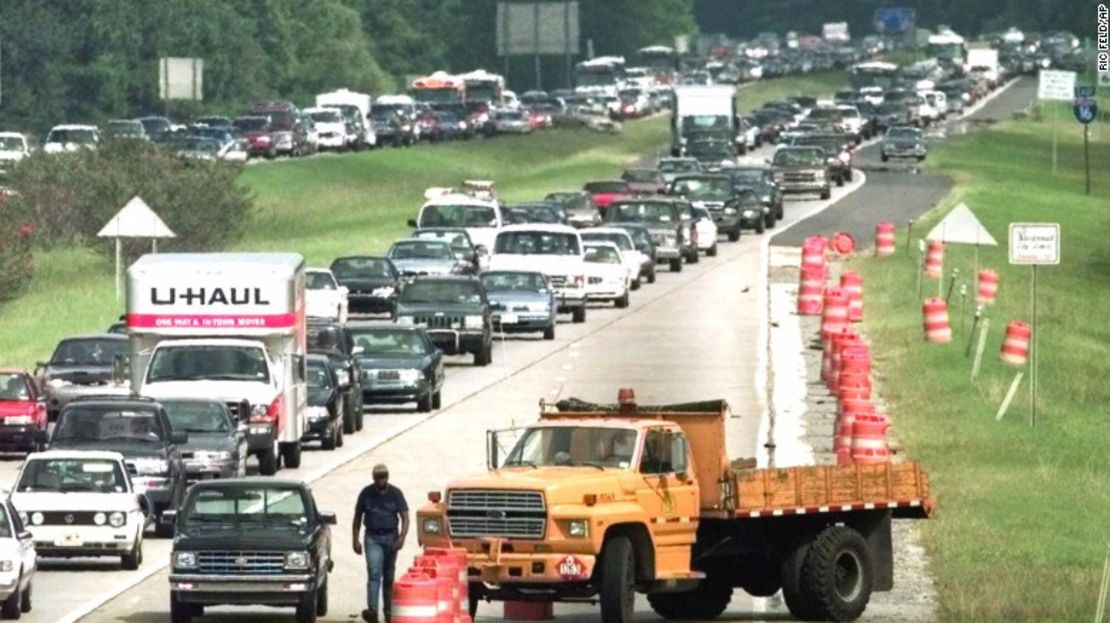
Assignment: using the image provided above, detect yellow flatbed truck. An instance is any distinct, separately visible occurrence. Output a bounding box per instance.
[417,390,933,622]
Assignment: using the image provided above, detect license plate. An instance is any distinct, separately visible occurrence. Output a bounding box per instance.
[378,370,400,380]
[54,533,83,547]
[499,313,519,325]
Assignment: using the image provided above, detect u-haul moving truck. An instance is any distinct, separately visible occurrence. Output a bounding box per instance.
[127,253,307,475]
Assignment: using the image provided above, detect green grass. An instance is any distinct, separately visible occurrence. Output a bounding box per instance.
[851,112,1110,621]
[736,71,848,112]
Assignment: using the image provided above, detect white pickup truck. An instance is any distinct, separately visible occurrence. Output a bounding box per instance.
[488,224,589,323]
[126,253,308,476]
[409,181,504,252]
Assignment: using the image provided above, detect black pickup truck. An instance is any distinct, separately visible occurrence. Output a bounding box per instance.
[167,478,336,623]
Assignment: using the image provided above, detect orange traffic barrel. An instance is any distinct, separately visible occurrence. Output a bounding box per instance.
[922,298,952,344]
[835,401,875,465]
[837,371,872,396]
[414,555,458,623]
[840,271,863,322]
[834,345,870,392]
[802,236,828,277]
[821,287,850,340]
[831,231,856,256]
[1000,321,1031,366]
[851,414,890,464]
[822,328,856,384]
[797,265,826,315]
[875,221,896,257]
[424,547,469,620]
[393,571,441,623]
[924,240,944,279]
[977,269,999,305]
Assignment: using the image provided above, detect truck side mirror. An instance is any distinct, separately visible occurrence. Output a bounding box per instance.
[318,510,338,525]
[170,431,189,445]
[486,430,499,470]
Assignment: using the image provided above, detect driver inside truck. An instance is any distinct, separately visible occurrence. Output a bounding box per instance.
[595,430,636,468]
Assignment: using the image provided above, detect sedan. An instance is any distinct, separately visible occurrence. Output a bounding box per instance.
[161,399,247,482]
[387,239,468,282]
[0,370,48,453]
[480,271,558,340]
[349,325,445,413]
[304,355,344,450]
[0,499,33,616]
[881,126,928,162]
[583,242,631,308]
[330,256,401,316]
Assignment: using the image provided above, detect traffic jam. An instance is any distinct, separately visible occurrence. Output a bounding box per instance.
[0,20,1082,623]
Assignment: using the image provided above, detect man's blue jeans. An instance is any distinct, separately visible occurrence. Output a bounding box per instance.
[365,534,398,614]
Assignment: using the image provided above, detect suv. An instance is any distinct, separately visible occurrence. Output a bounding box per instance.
[307,320,364,434]
[544,191,601,229]
[666,174,742,242]
[249,101,303,156]
[330,256,401,317]
[167,479,336,623]
[604,198,697,272]
[771,146,832,200]
[36,334,130,421]
[790,133,854,185]
[881,125,928,162]
[722,163,784,223]
[488,225,589,324]
[47,397,187,537]
[394,276,494,366]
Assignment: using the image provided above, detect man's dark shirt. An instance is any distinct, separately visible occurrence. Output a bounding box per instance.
[355,484,408,537]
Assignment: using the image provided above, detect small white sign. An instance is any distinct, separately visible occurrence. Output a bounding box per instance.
[1008,223,1060,265]
[1037,70,1076,102]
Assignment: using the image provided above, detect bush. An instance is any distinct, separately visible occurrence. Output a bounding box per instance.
[6,139,253,259]
[0,192,34,302]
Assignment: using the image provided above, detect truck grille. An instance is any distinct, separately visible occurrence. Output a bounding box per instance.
[784,172,817,182]
[446,489,546,540]
[196,551,286,575]
[412,315,462,329]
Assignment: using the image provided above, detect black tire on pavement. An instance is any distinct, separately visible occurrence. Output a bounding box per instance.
[647,268,656,283]
[295,588,318,623]
[599,536,636,623]
[281,442,303,469]
[707,243,718,257]
[322,421,337,451]
[316,580,329,617]
[820,188,831,200]
[687,249,699,264]
[355,405,364,431]
[630,278,641,291]
[432,390,442,409]
[417,392,433,413]
[18,582,29,614]
[669,258,683,272]
[468,583,483,619]
[615,292,630,309]
[836,174,845,187]
[170,593,192,623]
[342,400,356,435]
[572,307,587,323]
[1,578,21,620]
[764,210,775,230]
[755,216,765,235]
[776,202,784,220]
[257,447,278,476]
[155,515,174,539]
[335,420,344,448]
[122,540,142,570]
[728,230,740,242]
[543,325,556,340]
[845,169,853,182]
[781,539,824,621]
[646,577,732,620]
[800,525,873,622]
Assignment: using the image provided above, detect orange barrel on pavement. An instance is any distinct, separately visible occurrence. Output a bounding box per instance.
[802,236,829,278]
[1000,321,1031,366]
[840,271,864,322]
[835,401,875,466]
[828,334,857,391]
[821,287,850,341]
[977,269,1000,305]
[924,240,945,279]
[797,265,826,315]
[822,328,856,384]
[851,414,890,464]
[875,221,896,257]
[414,556,457,623]
[424,547,469,620]
[831,231,856,256]
[833,344,870,393]
[837,371,872,396]
[922,298,952,344]
[393,571,441,623]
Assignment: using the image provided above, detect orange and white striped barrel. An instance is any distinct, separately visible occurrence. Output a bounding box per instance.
[822,328,856,385]
[977,269,999,304]
[836,399,876,465]
[924,240,944,279]
[414,556,456,623]
[840,271,864,322]
[851,414,890,464]
[829,337,868,392]
[837,370,872,395]
[821,287,850,340]
[797,265,825,315]
[424,547,469,621]
[922,297,952,344]
[1000,321,1031,366]
[831,231,856,256]
[393,571,441,623]
[875,221,896,257]
[802,236,828,277]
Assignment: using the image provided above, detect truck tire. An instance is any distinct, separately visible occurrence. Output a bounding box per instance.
[800,526,873,622]
[599,536,635,623]
[257,447,278,476]
[647,577,731,620]
[707,243,718,257]
[543,325,556,340]
[342,397,356,435]
[155,513,175,539]
[417,392,433,413]
[468,582,483,619]
[1,576,22,619]
[765,211,776,230]
[170,593,192,623]
[686,248,699,264]
[647,267,656,283]
[282,442,303,469]
[473,343,492,366]
[18,582,29,614]
[728,230,740,242]
[781,540,824,621]
[615,291,630,309]
[755,216,765,235]
[836,174,845,187]
[121,538,143,570]
[355,406,364,432]
[820,188,831,200]
[572,306,587,323]
[322,420,338,450]
[315,579,329,617]
[669,258,682,272]
[295,588,318,623]
[845,168,854,182]
[432,390,443,409]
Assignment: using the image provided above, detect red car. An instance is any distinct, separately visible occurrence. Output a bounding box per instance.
[583,180,632,215]
[0,369,47,452]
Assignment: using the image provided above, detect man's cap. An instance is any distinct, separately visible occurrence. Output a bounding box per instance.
[372,464,389,476]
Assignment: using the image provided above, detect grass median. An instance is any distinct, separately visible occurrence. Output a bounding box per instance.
[736,71,847,112]
[851,111,1109,621]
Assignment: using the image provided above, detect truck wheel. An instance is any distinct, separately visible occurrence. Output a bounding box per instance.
[845,169,854,182]
[647,268,656,284]
[121,538,142,570]
[836,174,845,187]
[1,575,22,619]
[170,593,192,623]
[686,248,699,264]
[295,588,318,623]
[820,188,831,200]
[646,577,731,620]
[355,406,364,432]
[630,277,641,291]
[335,421,344,448]
[599,536,635,623]
[615,292,630,309]
[881,153,889,163]
[257,447,278,476]
[417,392,433,413]
[776,202,784,221]
[468,582,483,619]
[801,526,873,622]
[728,230,740,242]
[765,211,776,230]
[781,540,824,621]
[18,582,29,614]
[282,442,303,469]
[342,406,356,435]
[669,258,682,272]
[572,306,587,323]
[707,243,718,257]
[543,325,556,340]
[473,343,492,366]
[755,216,765,235]
[315,579,329,616]
[322,422,337,451]
[432,390,442,409]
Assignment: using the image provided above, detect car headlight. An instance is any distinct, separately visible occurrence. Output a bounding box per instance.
[174,551,197,569]
[723,207,737,215]
[421,517,442,534]
[4,415,32,426]
[47,378,69,388]
[663,233,677,246]
[464,315,484,329]
[251,403,269,418]
[396,316,415,326]
[372,286,396,297]
[335,369,350,387]
[399,369,423,384]
[196,450,233,462]
[30,512,43,526]
[306,406,329,421]
[527,302,550,312]
[110,511,126,527]
[94,512,107,526]
[132,458,169,475]
[284,551,309,569]
[567,520,588,538]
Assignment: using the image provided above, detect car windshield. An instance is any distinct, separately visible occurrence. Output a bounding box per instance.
[181,138,221,152]
[581,232,633,251]
[54,407,164,443]
[505,205,563,224]
[50,338,126,366]
[413,231,471,254]
[350,329,429,356]
[262,111,295,130]
[0,374,30,401]
[621,170,658,183]
[729,168,764,184]
[614,226,652,249]
[671,178,732,198]
[888,128,922,140]
[146,345,270,383]
[306,271,337,290]
[689,142,732,159]
[307,361,333,390]
[494,231,580,255]
[419,204,497,228]
[657,160,700,174]
[184,486,308,525]
[389,240,454,260]
[585,245,621,264]
[331,258,393,280]
[794,136,846,153]
[17,458,128,494]
[807,108,841,120]
[107,121,142,136]
[163,400,231,434]
[48,129,98,144]
[481,272,549,291]
[233,117,268,132]
[773,149,824,166]
[400,280,483,305]
[0,136,24,151]
[504,426,638,469]
[607,202,676,223]
[497,110,526,120]
[584,181,628,194]
[309,110,342,123]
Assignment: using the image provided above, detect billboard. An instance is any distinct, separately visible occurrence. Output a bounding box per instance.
[496,1,580,56]
[873,8,915,34]
[158,57,204,101]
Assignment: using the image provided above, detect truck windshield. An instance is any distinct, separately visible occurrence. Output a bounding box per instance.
[419,204,497,228]
[163,400,231,434]
[389,241,454,260]
[773,149,824,167]
[504,426,638,469]
[480,272,548,291]
[17,458,128,494]
[184,486,308,524]
[146,345,270,383]
[607,202,676,223]
[494,231,580,255]
[400,281,483,305]
[671,178,732,199]
[50,338,127,366]
[54,407,164,443]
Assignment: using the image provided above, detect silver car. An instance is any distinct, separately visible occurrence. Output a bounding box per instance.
[386,239,466,282]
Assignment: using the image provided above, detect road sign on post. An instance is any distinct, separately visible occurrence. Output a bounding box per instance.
[1008,222,1060,429]
[1073,86,1097,194]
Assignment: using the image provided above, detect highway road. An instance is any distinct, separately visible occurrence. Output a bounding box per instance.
[0,78,1034,623]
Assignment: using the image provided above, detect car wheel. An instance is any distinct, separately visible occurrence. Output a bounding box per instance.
[630,278,641,291]
[432,390,442,409]
[776,201,784,221]
[257,447,278,476]
[615,291,630,309]
[18,582,29,614]
[295,588,318,623]
[322,421,337,451]
[820,188,831,200]
[686,249,699,264]
[170,593,192,623]
[342,404,356,435]
[755,215,765,235]
[766,212,777,229]
[543,325,556,340]
[355,406,365,432]
[281,441,302,469]
[572,306,587,323]
[417,392,433,413]
[845,169,853,182]
[316,579,329,617]
[728,230,740,242]
[1,573,21,619]
[669,258,682,272]
[881,153,889,163]
[836,174,845,187]
[647,268,656,283]
[155,514,174,539]
[122,539,142,570]
[473,342,493,366]
[707,243,718,257]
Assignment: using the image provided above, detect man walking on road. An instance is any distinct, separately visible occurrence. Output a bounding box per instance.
[354,464,409,623]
